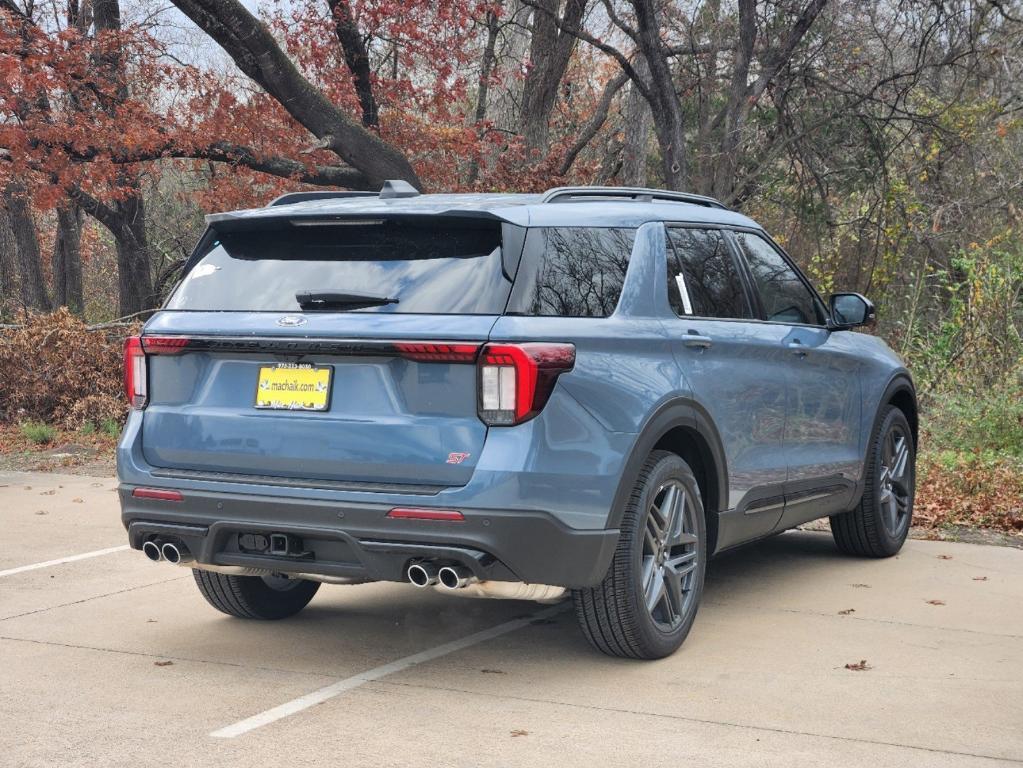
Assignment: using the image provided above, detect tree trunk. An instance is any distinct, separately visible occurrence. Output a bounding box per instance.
[630,0,687,189]
[519,0,587,154]
[0,204,19,320]
[110,194,154,317]
[73,187,154,317]
[467,9,501,186]
[52,202,85,315]
[621,56,652,186]
[328,0,379,129]
[1,185,51,312]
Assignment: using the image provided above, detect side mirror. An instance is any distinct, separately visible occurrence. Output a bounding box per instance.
[829,292,876,330]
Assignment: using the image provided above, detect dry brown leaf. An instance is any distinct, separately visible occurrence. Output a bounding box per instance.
[937,554,953,560]
[850,583,871,588]
[972,576,989,581]
[838,608,855,615]
[845,660,871,671]
[926,599,946,606]
[510,730,529,738]
[154,660,174,667]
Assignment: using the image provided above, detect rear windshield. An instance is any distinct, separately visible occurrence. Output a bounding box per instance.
[166,219,509,314]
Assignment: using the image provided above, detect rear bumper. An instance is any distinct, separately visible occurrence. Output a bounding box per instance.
[120,486,619,588]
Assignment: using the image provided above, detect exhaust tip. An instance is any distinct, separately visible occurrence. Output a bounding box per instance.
[438,565,474,590]
[142,540,163,562]
[161,541,185,565]
[407,562,438,588]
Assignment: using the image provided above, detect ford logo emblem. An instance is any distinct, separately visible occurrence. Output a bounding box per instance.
[277,315,307,327]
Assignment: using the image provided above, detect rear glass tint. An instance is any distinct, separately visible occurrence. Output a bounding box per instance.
[508,227,636,317]
[166,219,509,314]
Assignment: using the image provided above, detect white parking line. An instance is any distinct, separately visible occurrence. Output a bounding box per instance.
[211,603,567,738]
[0,545,131,578]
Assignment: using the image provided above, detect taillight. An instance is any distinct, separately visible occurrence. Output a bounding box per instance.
[478,343,575,425]
[142,336,191,355]
[394,342,479,363]
[123,336,147,408]
[124,335,193,409]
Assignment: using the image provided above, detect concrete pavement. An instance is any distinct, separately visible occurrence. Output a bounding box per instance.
[1,471,1021,767]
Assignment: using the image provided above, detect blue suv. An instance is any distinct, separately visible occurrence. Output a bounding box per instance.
[118,183,918,659]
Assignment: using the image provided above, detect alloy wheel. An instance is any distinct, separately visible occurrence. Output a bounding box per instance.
[641,481,700,631]
[878,424,913,537]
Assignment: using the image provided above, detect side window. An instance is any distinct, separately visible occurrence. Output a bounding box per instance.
[733,232,824,325]
[666,228,751,319]
[511,227,636,318]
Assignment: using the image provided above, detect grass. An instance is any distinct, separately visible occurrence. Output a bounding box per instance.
[19,421,57,445]
[100,418,121,438]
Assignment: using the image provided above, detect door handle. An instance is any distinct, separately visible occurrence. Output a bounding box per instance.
[787,340,808,357]
[684,331,713,349]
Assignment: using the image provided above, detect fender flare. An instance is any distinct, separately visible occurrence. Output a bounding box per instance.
[606,398,729,531]
[872,371,918,447]
[852,371,918,503]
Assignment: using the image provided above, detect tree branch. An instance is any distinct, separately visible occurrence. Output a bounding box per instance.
[168,0,420,188]
[558,69,629,176]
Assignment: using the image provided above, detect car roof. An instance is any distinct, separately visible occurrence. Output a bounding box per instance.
[205,191,763,231]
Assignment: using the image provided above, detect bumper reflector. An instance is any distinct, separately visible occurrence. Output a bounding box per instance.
[131,488,184,501]
[387,507,465,522]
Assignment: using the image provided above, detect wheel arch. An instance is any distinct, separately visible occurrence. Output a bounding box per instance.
[875,374,924,449]
[608,399,728,553]
[884,375,919,447]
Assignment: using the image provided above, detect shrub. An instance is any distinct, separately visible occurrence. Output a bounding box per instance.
[20,420,56,445]
[921,372,1023,457]
[0,309,134,427]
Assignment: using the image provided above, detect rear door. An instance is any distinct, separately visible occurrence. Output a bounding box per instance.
[140,217,514,489]
[730,230,863,526]
[663,226,791,548]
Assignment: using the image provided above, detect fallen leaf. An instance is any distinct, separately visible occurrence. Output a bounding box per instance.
[35,510,47,515]
[926,599,946,606]
[146,619,158,623]
[937,555,953,560]
[838,608,855,615]
[481,669,505,674]
[72,498,83,503]
[90,482,103,487]
[23,486,32,490]
[972,576,989,581]
[510,730,528,737]
[40,489,56,495]
[845,660,871,671]
[154,660,174,667]
[850,583,871,588]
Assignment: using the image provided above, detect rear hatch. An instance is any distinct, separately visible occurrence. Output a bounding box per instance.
[140,216,516,489]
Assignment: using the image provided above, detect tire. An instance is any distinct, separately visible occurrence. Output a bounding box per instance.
[831,405,915,558]
[192,570,320,619]
[573,450,707,659]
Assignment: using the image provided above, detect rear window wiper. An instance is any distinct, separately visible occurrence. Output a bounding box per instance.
[295,290,400,310]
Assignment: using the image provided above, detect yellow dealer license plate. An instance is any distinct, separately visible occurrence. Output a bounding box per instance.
[255,364,332,411]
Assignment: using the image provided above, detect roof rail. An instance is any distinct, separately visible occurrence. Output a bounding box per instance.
[541,186,728,210]
[267,190,378,207]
